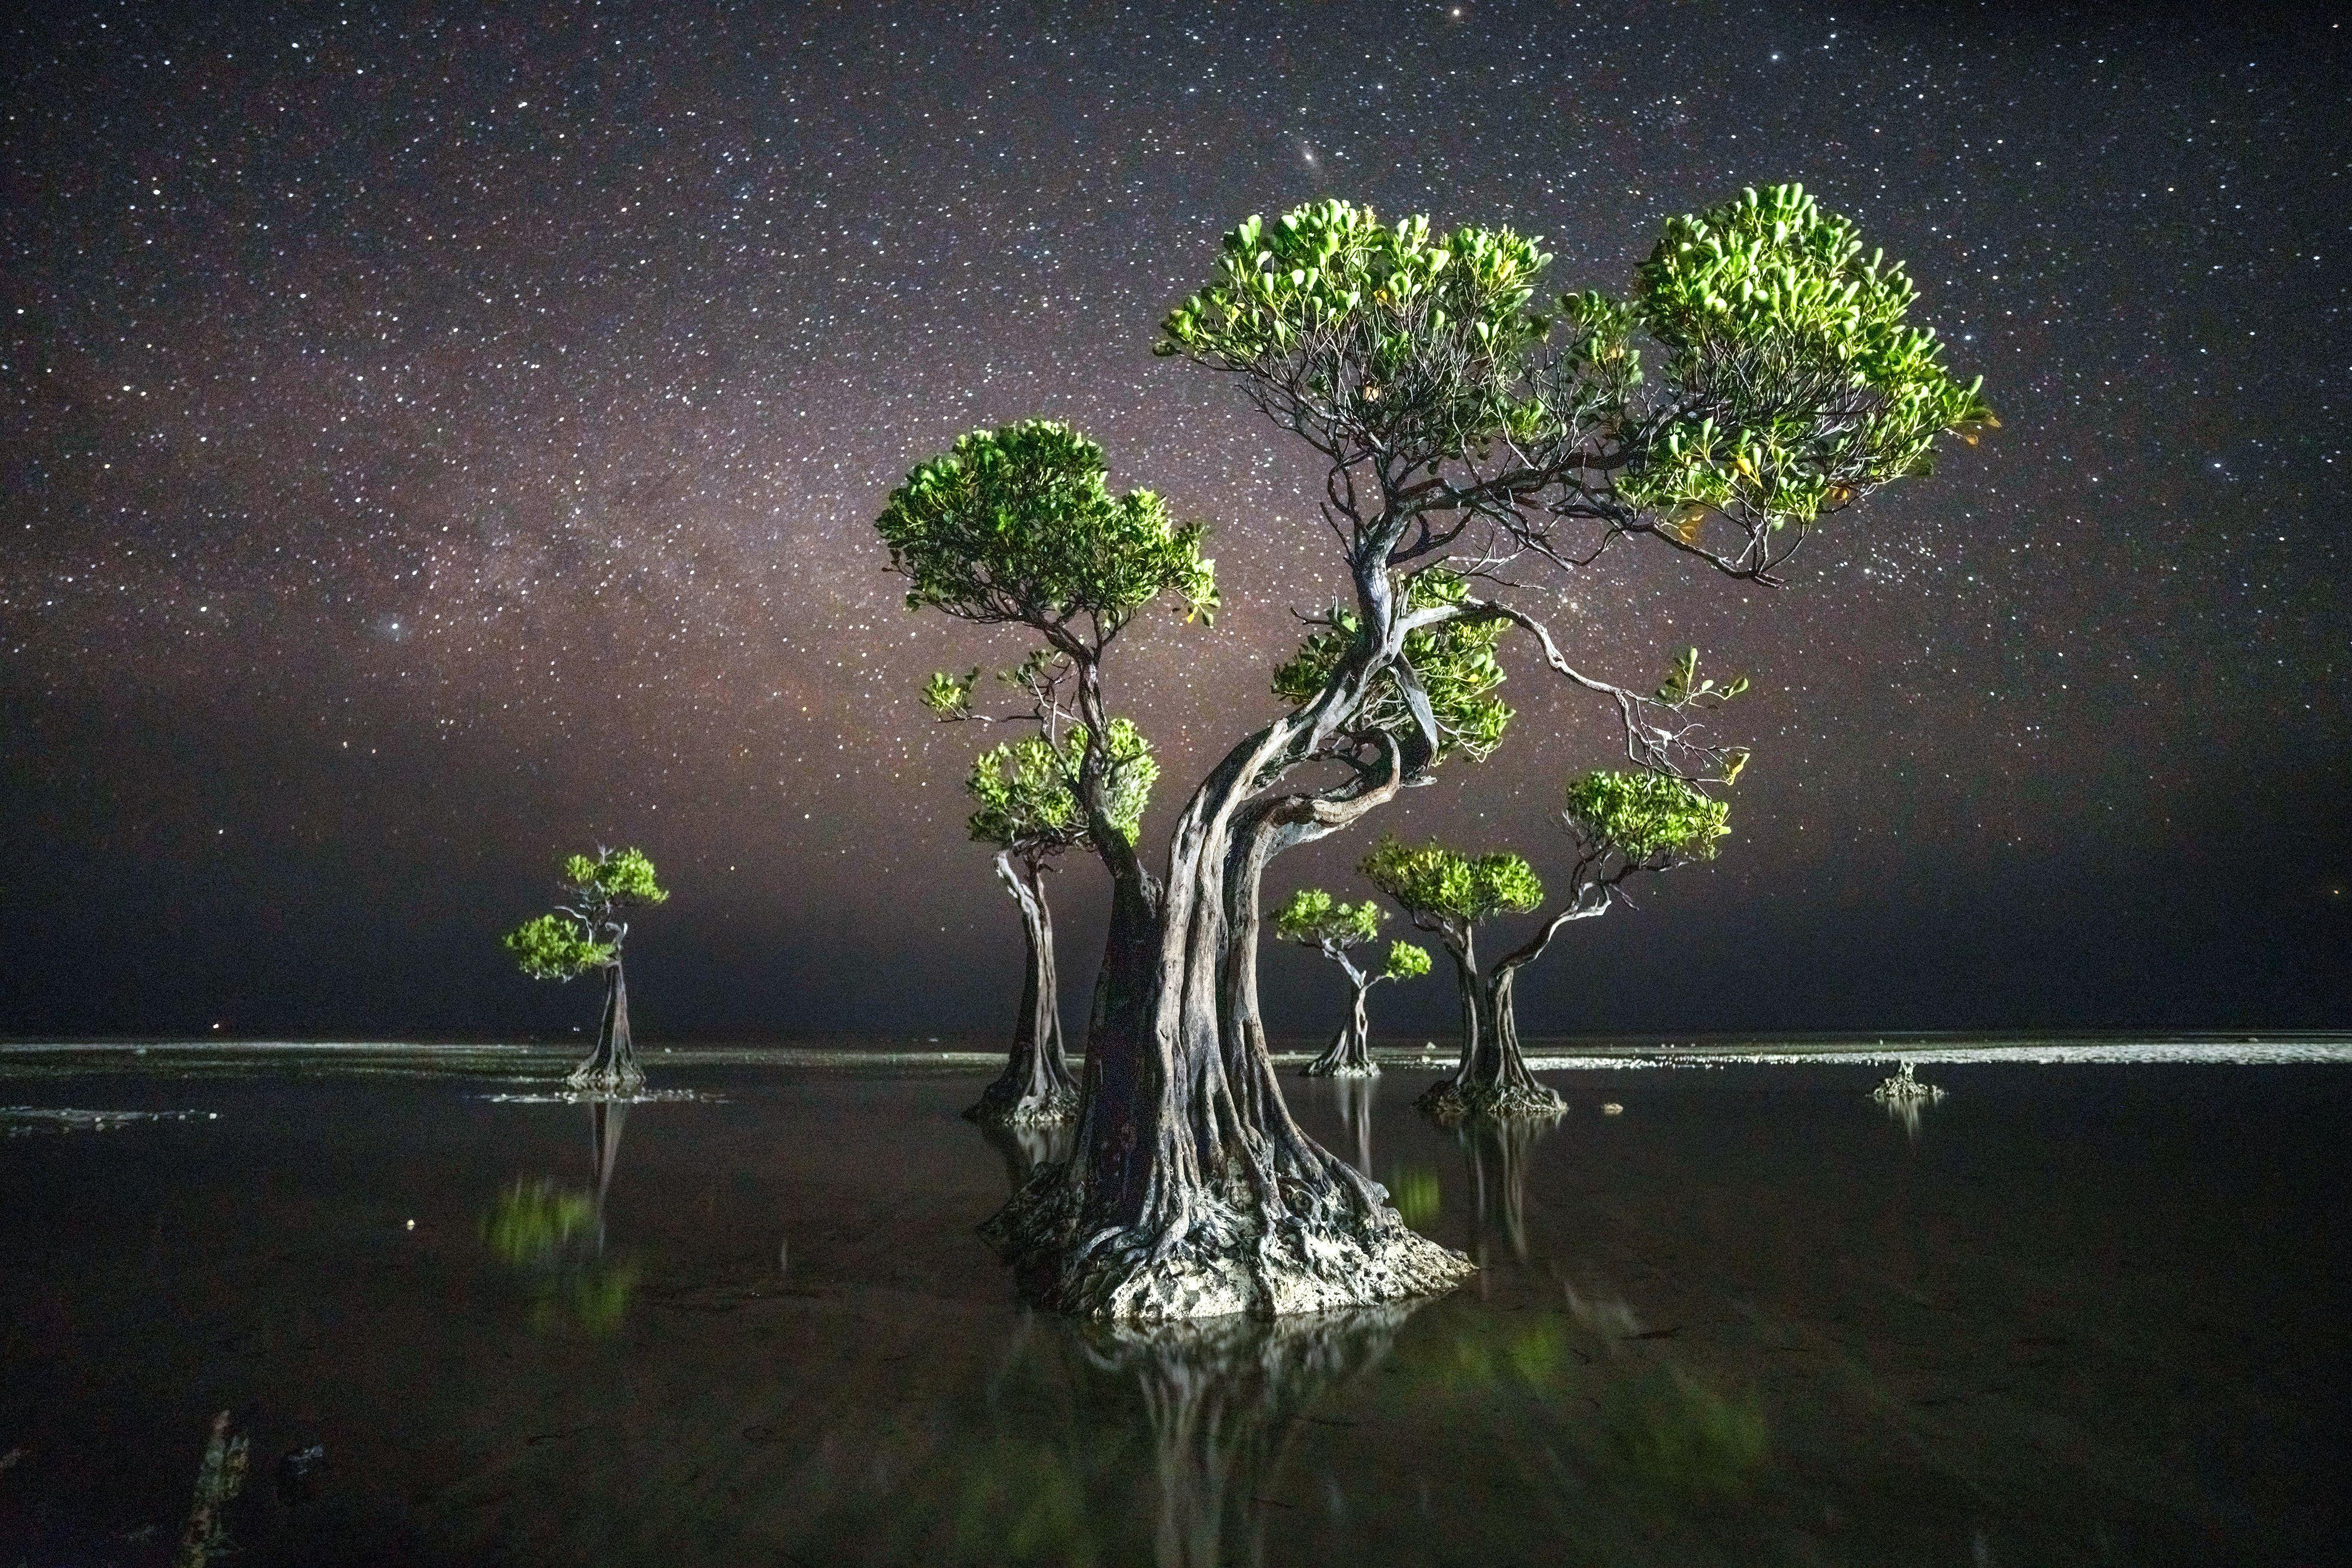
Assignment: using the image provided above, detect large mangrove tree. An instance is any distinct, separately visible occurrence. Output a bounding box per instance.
[877,185,1987,1320]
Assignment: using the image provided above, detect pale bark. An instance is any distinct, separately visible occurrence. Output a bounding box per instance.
[984,721,1468,1319]
[967,851,1081,1126]
[982,551,1476,1319]
[1302,958,1378,1077]
[566,962,645,1095]
[1414,925,1565,1122]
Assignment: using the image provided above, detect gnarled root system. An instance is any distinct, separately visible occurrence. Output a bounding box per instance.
[964,1079,1081,1127]
[983,1161,1471,1322]
[1415,1076,1565,1124]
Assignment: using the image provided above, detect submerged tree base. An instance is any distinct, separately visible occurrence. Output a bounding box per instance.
[564,1062,647,1096]
[963,1082,1081,1128]
[1415,1077,1566,1124]
[983,1165,1472,1322]
[1301,1028,1380,1079]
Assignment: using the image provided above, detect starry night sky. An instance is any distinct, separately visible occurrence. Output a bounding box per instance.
[3,2,2346,1042]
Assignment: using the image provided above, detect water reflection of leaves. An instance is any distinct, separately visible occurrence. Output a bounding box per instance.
[481,1178,642,1336]
[1386,1166,1441,1228]
[1395,1303,1771,1514]
[483,1097,641,1333]
[1600,1366,1769,1502]
[942,1434,1097,1565]
[804,1305,1414,1567]
[483,1178,593,1265]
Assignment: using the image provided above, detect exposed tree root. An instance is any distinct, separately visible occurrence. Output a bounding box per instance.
[1304,1059,1381,1079]
[964,1079,1081,1127]
[563,1064,646,1096]
[1301,1024,1379,1078]
[984,1162,1472,1322]
[1415,1076,1566,1124]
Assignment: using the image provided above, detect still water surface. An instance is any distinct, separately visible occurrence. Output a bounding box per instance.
[2,1044,2346,1565]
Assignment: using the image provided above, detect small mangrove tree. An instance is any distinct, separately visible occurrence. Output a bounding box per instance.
[503,847,669,1095]
[958,710,1157,1125]
[1271,888,1431,1077]
[1368,769,1729,1120]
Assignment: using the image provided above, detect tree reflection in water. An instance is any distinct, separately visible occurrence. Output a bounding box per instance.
[807,1299,1415,1566]
[967,1111,1405,1563]
[1454,1109,1555,1271]
[1882,1091,1937,1142]
[977,1113,1078,1191]
[794,1114,1760,1563]
[1331,1071,1376,1179]
[480,1098,640,1334]
[1409,1110,1772,1528]
[1082,1305,1415,1568]
[790,1120,1421,1564]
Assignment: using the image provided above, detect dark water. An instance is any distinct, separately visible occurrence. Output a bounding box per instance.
[2,1050,2347,1566]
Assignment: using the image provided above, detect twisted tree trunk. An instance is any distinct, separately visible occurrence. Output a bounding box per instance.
[566,961,645,1095]
[1415,934,1564,1122]
[1302,965,1377,1077]
[983,563,1470,1319]
[967,851,1081,1126]
[984,726,1468,1320]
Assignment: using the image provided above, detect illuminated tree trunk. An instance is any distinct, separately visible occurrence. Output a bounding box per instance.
[967,851,1080,1126]
[1302,966,1376,1077]
[987,721,1468,1320]
[566,961,644,1095]
[1415,937,1563,1122]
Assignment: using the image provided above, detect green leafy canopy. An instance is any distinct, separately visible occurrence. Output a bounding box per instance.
[966,719,1157,851]
[877,420,1217,634]
[1157,199,1558,456]
[1624,183,1996,533]
[502,912,614,981]
[502,846,667,982]
[1562,770,1731,861]
[1274,569,1511,764]
[560,846,669,907]
[1272,887,1386,948]
[1274,889,1429,984]
[1155,186,1989,561]
[1382,940,1434,982]
[1360,834,1544,926]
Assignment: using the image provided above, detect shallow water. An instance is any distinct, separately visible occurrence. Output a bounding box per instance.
[2,1045,2346,1565]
